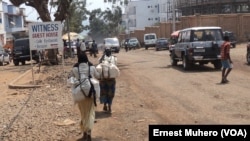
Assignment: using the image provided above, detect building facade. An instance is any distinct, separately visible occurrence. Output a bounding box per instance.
[123,0,159,33]
[176,0,250,16]
[123,0,180,33]
[123,0,250,34]
[0,1,27,48]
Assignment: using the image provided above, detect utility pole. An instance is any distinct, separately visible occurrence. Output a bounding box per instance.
[172,0,176,32]
[66,16,72,58]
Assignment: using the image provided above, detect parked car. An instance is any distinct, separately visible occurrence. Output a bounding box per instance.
[143,33,157,50]
[247,40,250,65]
[0,46,11,66]
[12,38,39,66]
[103,37,120,53]
[223,31,237,48]
[170,26,224,70]
[85,40,93,52]
[128,38,140,50]
[155,38,169,51]
[66,41,77,55]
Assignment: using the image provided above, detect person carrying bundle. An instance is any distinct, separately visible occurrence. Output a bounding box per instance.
[96,49,120,113]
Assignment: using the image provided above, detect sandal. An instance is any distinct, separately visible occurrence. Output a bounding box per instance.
[108,105,112,114]
[103,105,107,111]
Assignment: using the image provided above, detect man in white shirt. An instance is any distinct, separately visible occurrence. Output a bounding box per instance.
[80,39,86,52]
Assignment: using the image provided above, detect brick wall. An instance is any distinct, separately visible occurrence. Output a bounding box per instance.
[121,13,250,43]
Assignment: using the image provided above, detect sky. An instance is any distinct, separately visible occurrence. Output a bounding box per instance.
[4,0,112,21]
[4,0,113,35]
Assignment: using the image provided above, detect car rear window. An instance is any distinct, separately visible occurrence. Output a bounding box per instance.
[192,29,223,42]
[145,35,156,40]
[14,39,29,51]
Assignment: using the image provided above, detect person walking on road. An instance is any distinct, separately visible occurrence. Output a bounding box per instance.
[220,35,233,84]
[98,49,119,114]
[71,52,100,141]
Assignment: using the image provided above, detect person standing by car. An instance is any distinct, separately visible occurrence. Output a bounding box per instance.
[71,52,100,141]
[220,35,233,84]
[91,40,98,58]
[76,38,81,56]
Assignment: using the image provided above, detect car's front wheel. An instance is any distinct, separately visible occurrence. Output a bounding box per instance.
[7,58,10,64]
[247,52,250,65]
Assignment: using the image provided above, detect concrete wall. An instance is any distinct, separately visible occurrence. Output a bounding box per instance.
[119,13,250,43]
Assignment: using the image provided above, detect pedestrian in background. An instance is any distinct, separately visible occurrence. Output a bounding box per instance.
[76,38,81,56]
[91,40,98,58]
[71,52,100,141]
[220,35,233,84]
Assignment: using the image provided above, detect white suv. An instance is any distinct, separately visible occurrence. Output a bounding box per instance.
[103,37,120,53]
[143,33,157,50]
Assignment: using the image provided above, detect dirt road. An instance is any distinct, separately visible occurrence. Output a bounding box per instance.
[0,43,249,141]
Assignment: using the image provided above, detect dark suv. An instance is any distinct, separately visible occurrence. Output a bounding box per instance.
[170,26,224,70]
[13,38,39,66]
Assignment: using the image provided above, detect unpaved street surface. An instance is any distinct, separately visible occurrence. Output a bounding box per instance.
[0,43,250,141]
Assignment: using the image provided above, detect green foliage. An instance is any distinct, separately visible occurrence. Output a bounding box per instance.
[88,6,122,37]
[63,0,88,34]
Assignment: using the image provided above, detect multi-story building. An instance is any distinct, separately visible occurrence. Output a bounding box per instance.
[0,1,27,48]
[123,0,159,33]
[123,0,180,33]
[176,0,250,16]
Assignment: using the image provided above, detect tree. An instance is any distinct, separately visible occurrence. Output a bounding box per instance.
[62,0,88,34]
[88,6,122,39]
[10,0,72,22]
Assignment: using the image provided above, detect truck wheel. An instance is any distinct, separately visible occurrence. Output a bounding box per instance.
[213,60,222,69]
[247,52,250,65]
[170,53,177,66]
[14,60,19,66]
[182,56,190,70]
[21,60,25,65]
